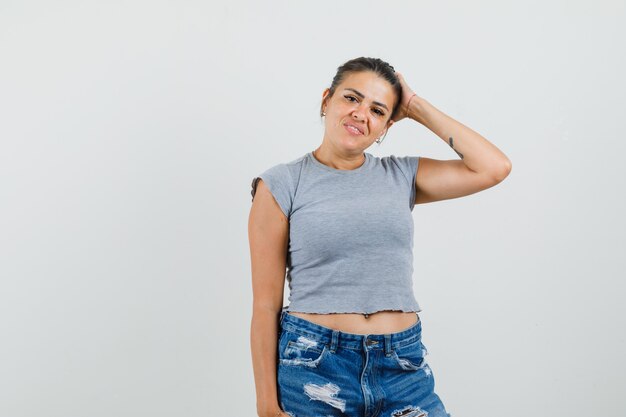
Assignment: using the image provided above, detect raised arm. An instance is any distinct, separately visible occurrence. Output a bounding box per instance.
[409,95,512,205]
[392,72,512,205]
[248,178,290,417]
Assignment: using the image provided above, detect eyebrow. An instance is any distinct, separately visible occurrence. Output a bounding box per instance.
[343,88,389,111]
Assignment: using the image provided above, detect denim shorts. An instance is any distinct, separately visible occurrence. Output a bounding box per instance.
[277,308,452,417]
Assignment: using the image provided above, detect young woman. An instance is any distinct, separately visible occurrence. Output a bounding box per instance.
[249,57,511,417]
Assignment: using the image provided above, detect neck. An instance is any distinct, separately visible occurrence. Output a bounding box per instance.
[312,146,366,170]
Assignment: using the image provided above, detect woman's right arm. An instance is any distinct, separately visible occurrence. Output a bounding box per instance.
[248,178,290,417]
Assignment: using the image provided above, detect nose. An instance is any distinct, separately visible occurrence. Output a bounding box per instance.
[351,105,366,121]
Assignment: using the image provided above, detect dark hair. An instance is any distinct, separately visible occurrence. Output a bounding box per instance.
[320,57,403,124]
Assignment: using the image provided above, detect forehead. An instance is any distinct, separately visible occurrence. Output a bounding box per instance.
[337,71,395,108]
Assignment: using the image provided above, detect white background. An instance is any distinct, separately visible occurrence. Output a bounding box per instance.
[1,1,624,416]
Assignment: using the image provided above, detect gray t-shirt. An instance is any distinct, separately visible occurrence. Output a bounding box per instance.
[251,151,422,314]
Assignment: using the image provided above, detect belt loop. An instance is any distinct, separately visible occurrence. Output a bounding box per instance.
[330,330,339,353]
[384,334,392,356]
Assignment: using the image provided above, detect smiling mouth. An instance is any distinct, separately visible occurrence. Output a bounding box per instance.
[344,124,363,135]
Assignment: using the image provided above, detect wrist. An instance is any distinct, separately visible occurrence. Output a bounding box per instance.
[407,95,428,124]
[257,404,284,417]
[258,410,284,417]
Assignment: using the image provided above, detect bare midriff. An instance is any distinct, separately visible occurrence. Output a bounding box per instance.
[286,310,420,335]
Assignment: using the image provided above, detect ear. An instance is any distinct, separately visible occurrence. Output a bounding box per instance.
[321,88,330,111]
[386,119,395,130]
[322,88,331,103]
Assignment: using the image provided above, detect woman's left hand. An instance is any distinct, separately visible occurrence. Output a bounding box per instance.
[391,72,418,123]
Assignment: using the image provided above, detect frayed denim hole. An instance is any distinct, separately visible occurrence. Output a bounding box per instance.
[280,344,329,368]
[280,333,326,364]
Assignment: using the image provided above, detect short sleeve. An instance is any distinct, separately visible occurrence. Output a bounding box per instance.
[250,163,293,218]
[389,155,420,211]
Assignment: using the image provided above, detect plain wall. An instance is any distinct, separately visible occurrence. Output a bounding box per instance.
[1,1,624,416]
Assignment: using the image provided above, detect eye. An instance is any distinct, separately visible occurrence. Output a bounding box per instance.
[345,95,385,116]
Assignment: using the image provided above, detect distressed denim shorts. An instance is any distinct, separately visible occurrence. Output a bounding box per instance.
[277,308,452,417]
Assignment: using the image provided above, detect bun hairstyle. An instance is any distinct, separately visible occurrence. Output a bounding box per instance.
[320,57,403,124]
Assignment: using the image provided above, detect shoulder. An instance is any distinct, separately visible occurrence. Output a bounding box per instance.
[378,154,420,179]
[250,153,307,218]
[256,153,306,186]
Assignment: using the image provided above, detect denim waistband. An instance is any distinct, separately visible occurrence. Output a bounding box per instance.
[279,307,422,351]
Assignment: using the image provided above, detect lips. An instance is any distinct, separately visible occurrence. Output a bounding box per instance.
[344,122,364,135]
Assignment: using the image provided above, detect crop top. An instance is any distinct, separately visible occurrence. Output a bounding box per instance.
[250,151,422,315]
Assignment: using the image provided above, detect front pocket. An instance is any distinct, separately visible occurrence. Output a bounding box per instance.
[279,333,328,367]
[391,340,427,371]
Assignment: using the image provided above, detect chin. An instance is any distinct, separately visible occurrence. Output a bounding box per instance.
[337,140,363,152]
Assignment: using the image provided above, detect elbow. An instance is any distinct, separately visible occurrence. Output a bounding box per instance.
[492,159,512,183]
